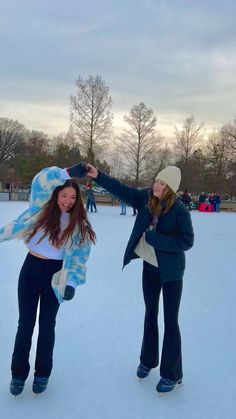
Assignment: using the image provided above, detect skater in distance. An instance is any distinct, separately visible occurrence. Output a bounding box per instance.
[0,163,95,396]
[78,162,194,394]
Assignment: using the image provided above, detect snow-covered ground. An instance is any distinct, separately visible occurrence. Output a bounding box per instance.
[0,202,235,419]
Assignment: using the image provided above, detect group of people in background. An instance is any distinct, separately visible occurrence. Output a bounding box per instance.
[198,192,221,212]
[177,190,221,212]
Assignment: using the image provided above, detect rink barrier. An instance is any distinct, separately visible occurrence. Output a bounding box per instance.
[0,191,118,205]
[1,192,235,211]
[220,201,236,211]
[0,192,10,201]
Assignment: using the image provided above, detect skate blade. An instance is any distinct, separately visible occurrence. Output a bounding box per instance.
[137,376,149,381]
[157,382,183,396]
[34,392,44,397]
[11,393,23,399]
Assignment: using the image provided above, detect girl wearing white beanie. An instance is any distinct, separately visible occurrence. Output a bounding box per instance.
[77,162,194,394]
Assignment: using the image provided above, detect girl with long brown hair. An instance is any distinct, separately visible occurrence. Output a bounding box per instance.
[0,164,95,396]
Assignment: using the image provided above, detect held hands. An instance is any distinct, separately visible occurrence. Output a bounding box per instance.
[86,163,98,179]
[67,162,98,179]
[63,285,75,301]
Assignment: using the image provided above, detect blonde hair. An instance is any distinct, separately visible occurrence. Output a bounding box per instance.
[148,185,176,217]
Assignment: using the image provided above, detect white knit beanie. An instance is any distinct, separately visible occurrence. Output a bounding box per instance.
[155,166,181,193]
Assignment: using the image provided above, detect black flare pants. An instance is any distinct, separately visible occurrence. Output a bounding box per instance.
[140,261,183,381]
[11,253,62,380]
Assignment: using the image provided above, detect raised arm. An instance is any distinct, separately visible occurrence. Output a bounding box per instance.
[70,163,147,208]
[0,164,89,243]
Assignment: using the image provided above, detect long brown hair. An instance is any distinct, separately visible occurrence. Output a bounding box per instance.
[148,185,176,217]
[25,179,96,247]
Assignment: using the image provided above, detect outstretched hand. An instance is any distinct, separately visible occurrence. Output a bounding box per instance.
[86,163,98,179]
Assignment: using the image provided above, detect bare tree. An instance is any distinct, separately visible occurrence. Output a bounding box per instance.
[174,115,204,164]
[0,118,25,164]
[174,115,205,188]
[204,130,231,192]
[25,130,50,153]
[109,150,124,179]
[144,137,173,184]
[218,119,236,194]
[221,119,236,159]
[186,148,207,193]
[118,103,158,186]
[70,75,113,163]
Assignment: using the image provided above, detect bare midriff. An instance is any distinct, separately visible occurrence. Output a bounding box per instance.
[29,250,50,259]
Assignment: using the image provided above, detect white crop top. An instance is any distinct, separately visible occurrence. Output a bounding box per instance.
[27,212,70,260]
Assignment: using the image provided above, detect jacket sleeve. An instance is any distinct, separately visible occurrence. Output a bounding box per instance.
[94,171,147,209]
[145,208,194,253]
[0,207,35,242]
[51,238,92,303]
[66,239,92,288]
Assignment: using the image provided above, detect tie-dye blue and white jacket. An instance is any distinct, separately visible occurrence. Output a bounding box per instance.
[0,166,92,303]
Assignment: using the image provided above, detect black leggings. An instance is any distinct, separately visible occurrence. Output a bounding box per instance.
[140,262,183,381]
[11,253,62,380]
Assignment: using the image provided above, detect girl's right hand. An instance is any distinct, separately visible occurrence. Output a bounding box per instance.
[86,163,98,179]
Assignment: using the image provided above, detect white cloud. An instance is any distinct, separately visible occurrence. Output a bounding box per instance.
[0,0,235,138]
[0,100,70,135]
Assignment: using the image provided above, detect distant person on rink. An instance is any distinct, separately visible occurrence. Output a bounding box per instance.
[120,200,127,215]
[86,183,97,212]
[181,190,192,211]
[76,162,194,395]
[0,163,95,396]
[214,193,221,212]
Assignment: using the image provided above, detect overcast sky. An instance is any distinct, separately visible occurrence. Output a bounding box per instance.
[0,0,235,137]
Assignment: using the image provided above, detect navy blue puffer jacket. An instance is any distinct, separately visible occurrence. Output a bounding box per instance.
[96,171,194,282]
